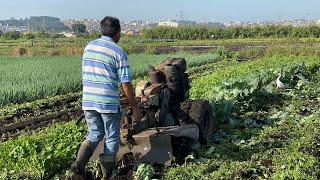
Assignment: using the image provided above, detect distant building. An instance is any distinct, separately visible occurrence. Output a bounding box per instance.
[178,20,197,26]
[62,32,76,38]
[122,30,135,36]
[225,21,243,27]
[158,21,179,27]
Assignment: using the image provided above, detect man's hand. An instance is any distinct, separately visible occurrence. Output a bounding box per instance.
[131,106,142,123]
[122,82,142,123]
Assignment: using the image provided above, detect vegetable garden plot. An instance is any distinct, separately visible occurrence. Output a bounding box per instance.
[0,52,220,107]
[1,56,320,179]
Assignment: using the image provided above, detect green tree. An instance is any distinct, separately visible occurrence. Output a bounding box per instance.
[34,31,50,39]
[141,25,320,40]
[2,31,21,40]
[22,33,35,40]
[0,29,3,36]
[72,23,86,36]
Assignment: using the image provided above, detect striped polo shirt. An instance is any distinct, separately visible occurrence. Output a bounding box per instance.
[82,36,132,113]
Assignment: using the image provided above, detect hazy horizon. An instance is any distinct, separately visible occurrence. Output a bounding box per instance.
[1,0,320,22]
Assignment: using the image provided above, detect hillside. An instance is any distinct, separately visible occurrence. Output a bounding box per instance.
[0,16,70,32]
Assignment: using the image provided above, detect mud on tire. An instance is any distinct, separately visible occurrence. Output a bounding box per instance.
[180,100,213,144]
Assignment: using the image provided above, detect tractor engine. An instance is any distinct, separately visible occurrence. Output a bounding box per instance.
[127,58,190,130]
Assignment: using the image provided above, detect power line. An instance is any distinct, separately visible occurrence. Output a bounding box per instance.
[179,10,184,21]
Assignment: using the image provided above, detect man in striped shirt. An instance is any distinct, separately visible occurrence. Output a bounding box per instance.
[71,16,141,179]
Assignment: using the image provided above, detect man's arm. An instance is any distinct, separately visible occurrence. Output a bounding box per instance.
[122,82,142,123]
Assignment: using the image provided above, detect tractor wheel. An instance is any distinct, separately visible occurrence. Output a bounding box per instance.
[189,100,213,144]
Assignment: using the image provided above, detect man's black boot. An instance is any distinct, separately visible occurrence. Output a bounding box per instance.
[99,154,116,180]
[70,140,94,180]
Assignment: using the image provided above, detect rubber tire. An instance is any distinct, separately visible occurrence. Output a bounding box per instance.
[188,100,213,144]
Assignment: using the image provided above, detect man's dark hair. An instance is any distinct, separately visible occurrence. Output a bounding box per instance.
[100,16,121,37]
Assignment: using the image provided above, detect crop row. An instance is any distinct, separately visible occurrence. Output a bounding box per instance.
[187,60,235,80]
[0,92,82,142]
[0,93,81,122]
[0,52,220,108]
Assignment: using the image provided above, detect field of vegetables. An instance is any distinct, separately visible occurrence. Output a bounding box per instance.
[4,36,320,56]
[1,36,320,179]
[0,52,220,108]
[166,57,320,179]
[1,52,320,179]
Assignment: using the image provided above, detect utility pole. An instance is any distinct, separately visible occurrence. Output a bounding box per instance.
[42,17,45,32]
[202,16,205,26]
[27,19,29,33]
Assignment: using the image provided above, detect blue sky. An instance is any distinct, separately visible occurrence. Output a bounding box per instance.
[0,0,319,22]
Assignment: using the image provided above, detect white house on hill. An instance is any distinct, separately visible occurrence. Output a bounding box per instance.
[158,21,179,27]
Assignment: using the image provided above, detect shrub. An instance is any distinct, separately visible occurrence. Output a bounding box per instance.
[72,23,87,36]
[213,47,235,59]
[22,33,35,40]
[236,48,264,61]
[83,33,101,39]
[145,46,157,55]
[141,25,320,40]
[122,45,135,54]
[2,31,21,40]
[34,32,50,39]
[134,164,155,180]
[12,47,27,57]
[66,47,83,56]
[47,49,60,56]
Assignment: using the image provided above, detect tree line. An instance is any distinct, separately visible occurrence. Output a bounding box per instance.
[0,31,65,40]
[141,25,320,40]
